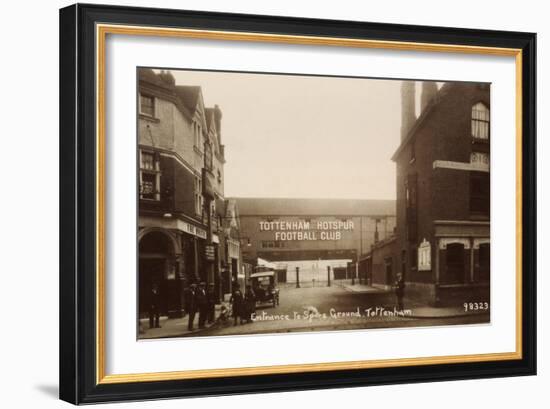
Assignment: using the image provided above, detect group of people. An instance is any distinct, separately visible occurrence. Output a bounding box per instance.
[229,283,256,326]
[150,280,260,332]
[184,282,217,331]
[150,275,404,333]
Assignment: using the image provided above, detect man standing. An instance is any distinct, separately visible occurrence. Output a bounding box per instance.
[197,282,208,329]
[149,282,161,329]
[394,273,405,311]
[206,283,217,324]
[185,283,198,331]
[244,284,256,324]
[230,283,244,326]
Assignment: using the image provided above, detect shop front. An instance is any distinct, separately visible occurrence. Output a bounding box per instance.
[138,217,208,318]
[435,236,491,305]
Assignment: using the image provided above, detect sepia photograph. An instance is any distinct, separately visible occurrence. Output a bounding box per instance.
[136,67,491,340]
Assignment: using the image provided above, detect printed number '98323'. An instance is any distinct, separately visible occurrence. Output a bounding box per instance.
[464,302,489,312]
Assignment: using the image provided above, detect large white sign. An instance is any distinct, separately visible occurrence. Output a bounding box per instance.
[258,219,354,241]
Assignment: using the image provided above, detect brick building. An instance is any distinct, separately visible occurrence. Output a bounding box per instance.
[359,236,397,289]
[392,80,491,306]
[137,69,240,317]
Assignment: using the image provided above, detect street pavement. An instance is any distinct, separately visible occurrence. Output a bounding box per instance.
[139,283,489,339]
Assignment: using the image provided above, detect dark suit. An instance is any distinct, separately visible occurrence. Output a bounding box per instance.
[149,287,161,329]
[395,278,405,310]
[230,289,243,325]
[196,287,208,328]
[185,288,197,331]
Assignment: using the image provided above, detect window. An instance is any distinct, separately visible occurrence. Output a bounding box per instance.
[471,102,490,139]
[140,94,155,117]
[139,150,160,200]
[470,172,490,214]
[194,122,202,149]
[210,201,216,222]
[141,151,155,170]
[141,174,156,199]
[205,143,213,170]
[194,175,203,216]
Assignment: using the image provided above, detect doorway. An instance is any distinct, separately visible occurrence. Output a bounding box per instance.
[138,230,174,318]
[446,243,466,284]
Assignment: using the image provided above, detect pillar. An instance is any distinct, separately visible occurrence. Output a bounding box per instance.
[469,238,475,283]
[435,239,440,284]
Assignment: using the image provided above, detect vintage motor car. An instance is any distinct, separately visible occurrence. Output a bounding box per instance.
[250,267,280,308]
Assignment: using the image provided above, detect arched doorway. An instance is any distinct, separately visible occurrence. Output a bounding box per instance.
[138,230,176,318]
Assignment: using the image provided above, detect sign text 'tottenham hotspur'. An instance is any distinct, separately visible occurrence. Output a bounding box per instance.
[258,220,354,241]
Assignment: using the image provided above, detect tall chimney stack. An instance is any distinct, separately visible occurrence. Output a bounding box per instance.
[400,81,416,141]
[420,81,438,114]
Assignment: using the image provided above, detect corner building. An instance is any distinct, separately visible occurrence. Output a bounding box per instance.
[393,81,491,306]
[137,69,237,318]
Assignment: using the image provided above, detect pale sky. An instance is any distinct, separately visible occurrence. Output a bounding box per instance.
[171,69,405,200]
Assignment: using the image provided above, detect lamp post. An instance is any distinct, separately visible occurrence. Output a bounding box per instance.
[295,266,300,288]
